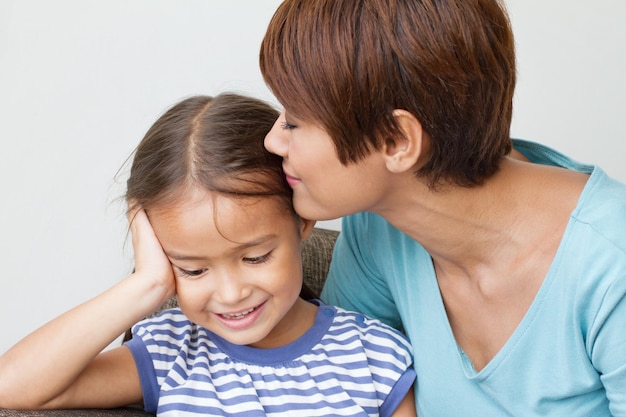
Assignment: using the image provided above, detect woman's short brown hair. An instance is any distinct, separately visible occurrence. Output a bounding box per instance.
[260,0,516,188]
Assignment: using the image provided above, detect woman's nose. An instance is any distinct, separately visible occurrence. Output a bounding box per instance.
[264,113,288,158]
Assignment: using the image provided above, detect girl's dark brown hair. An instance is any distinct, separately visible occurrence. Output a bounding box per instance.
[126,93,289,212]
[260,0,516,188]
[125,93,319,299]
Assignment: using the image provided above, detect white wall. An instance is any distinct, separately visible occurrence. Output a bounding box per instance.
[1,1,624,355]
[507,0,626,179]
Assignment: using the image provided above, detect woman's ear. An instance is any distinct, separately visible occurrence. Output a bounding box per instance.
[299,218,317,241]
[382,109,426,174]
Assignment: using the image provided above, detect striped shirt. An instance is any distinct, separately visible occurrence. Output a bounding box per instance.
[126,300,415,416]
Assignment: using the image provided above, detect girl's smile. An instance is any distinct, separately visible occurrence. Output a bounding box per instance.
[215,300,267,330]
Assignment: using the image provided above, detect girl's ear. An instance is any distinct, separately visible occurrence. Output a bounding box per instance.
[382,109,427,174]
[299,218,317,241]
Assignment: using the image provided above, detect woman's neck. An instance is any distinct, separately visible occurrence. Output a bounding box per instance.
[375,156,588,283]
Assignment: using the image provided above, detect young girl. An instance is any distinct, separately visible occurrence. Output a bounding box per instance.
[0,93,416,416]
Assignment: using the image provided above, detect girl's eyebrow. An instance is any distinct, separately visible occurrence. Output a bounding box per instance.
[165,234,278,261]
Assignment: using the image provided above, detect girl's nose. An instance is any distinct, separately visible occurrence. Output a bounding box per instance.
[215,273,251,305]
[264,113,288,158]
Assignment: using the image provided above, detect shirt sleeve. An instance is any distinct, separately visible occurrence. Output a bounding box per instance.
[380,369,416,417]
[125,332,160,413]
[359,314,416,417]
[124,322,161,413]
[590,269,626,416]
[123,309,192,414]
[321,213,404,330]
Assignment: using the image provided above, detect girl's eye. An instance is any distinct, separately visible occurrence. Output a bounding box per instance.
[244,251,273,265]
[280,121,297,130]
[176,267,207,278]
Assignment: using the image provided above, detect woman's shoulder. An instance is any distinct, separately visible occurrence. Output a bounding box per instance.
[570,167,626,253]
[512,138,626,251]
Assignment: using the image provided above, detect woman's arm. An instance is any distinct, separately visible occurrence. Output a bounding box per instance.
[0,209,175,409]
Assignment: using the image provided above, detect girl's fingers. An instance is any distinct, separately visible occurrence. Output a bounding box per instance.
[127,204,147,237]
[126,204,177,304]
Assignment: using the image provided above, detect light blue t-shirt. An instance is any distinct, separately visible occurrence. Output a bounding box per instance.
[126,300,416,416]
[322,139,626,416]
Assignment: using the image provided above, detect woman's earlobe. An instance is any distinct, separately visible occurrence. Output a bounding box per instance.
[383,110,425,174]
[299,218,317,240]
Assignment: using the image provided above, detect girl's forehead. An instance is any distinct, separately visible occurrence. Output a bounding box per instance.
[154,189,284,218]
[148,191,299,258]
[150,189,294,234]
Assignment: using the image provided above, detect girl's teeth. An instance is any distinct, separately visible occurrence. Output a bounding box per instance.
[222,306,255,319]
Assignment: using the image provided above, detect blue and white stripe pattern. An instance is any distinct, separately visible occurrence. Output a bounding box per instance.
[126,301,415,416]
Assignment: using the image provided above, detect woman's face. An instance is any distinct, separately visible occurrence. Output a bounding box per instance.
[148,187,312,348]
[264,111,390,221]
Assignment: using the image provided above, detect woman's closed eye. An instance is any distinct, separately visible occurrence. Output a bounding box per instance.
[280,121,297,130]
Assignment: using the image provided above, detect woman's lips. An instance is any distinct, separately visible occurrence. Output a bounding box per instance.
[285,173,301,187]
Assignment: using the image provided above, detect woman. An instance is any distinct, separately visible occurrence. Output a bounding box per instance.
[260,0,626,415]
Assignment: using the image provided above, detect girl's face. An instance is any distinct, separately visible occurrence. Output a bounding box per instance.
[148,187,314,348]
[264,111,391,221]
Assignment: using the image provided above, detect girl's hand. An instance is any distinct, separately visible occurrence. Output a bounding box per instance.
[128,207,176,310]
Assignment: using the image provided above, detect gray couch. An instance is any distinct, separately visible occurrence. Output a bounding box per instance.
[0,228,339,417]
